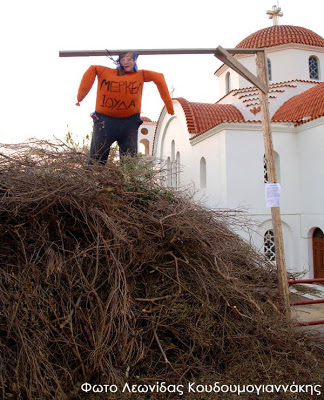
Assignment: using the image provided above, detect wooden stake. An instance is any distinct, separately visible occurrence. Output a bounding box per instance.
[255,50,290,316]
[214,46,267,93]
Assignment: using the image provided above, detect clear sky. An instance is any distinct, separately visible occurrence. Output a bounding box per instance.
[0,0,322,144]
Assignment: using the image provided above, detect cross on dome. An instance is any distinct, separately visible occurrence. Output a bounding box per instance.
[266,4,283,26]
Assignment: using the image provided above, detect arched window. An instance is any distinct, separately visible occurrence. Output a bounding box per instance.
[225,72,231,94]
[176,152,181,189]
[166,157,171,187]
[309,56,319,80]
[200,157,207,189]
[171,140,176,162]
[267,58,272,81]
[264,229,276,262]
[263,152,280,183]
[263,154,268,183]
[170,140,177,188]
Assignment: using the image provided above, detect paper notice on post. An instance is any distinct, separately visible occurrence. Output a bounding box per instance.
[265,183,281,208]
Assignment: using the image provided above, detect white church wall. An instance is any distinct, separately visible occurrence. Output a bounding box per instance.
[219,69,241,95]
[202,123,306,215]
[298,221,324,279]
[221,121,323,276]
[271,127,301,214]
[267,46,324,83]
[302,227,315,279]
[297,119,324,214]
[237,56,257,89]
[301,216,324,244]
[289,47,324,81]
[192,125,301,214]
[162,119,193,189]
[218,75,226,99]
[216,56,255,96]
[153,103,196,191]
[154,105,186,160]
[268,48,296,83]
[281,215,302,274]
[224,127,266,211]
[191,128,228,208]
[248,215,297,274]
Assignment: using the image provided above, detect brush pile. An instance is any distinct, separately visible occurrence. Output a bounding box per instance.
[0,141,323,399]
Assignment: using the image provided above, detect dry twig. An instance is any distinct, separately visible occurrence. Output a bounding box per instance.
[0,140,323,400]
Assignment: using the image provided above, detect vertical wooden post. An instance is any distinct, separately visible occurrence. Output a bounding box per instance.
[256,51,290,316]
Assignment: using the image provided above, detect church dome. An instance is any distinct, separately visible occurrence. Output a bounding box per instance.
[272,82,324,125]
[236,25,324,49]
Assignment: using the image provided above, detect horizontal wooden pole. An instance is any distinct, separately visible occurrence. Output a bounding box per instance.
[59,47,265,58]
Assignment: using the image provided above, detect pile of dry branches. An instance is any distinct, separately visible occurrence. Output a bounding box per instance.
[0,141,323,399]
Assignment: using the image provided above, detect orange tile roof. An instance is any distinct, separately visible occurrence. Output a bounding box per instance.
[272,82,324,125]
[176,98,245,135]
[236,25,324,49]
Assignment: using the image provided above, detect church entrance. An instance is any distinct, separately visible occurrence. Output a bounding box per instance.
[313,228,324,278]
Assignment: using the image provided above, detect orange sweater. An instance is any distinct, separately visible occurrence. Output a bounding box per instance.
[77,66,174,117]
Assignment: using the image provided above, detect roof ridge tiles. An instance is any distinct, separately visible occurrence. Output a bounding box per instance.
[217,80,317,103]
[238,93,259,99]
[243,97,259,103]
[246,103,260,107]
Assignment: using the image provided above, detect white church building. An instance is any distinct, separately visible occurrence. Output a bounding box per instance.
[140,12,324,279]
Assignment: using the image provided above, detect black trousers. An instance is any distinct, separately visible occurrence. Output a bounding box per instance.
[89,113,143,164]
